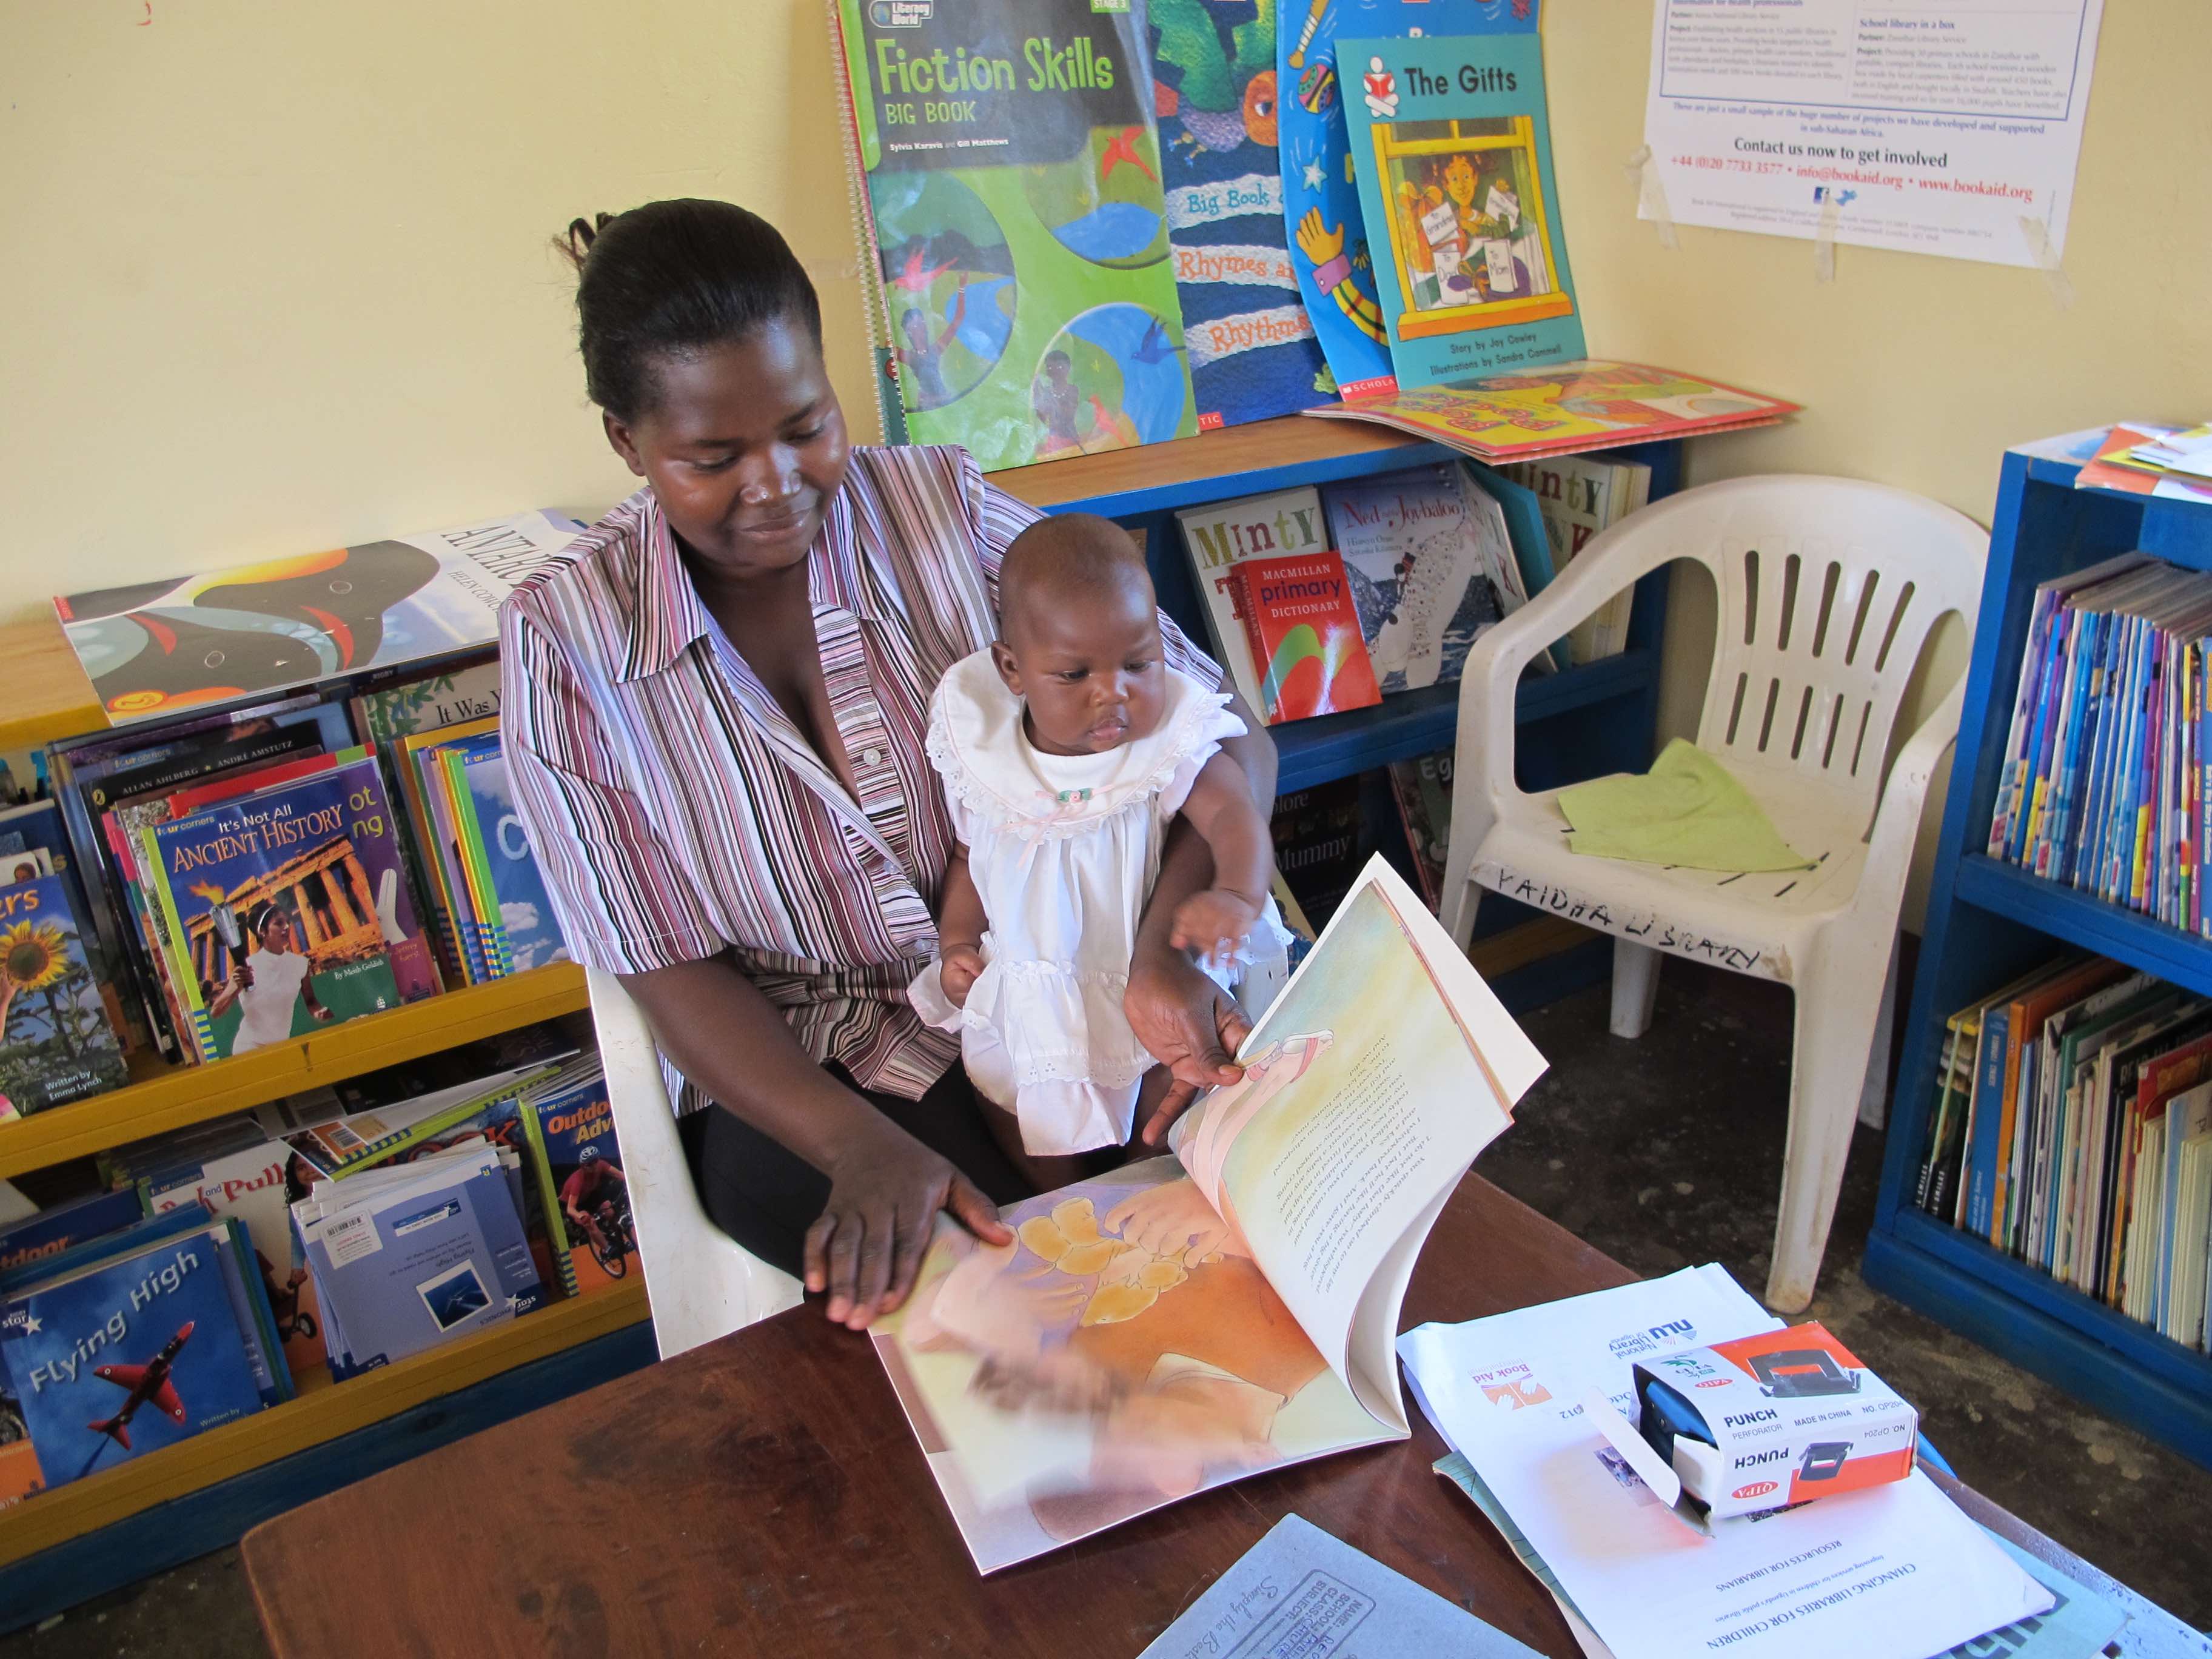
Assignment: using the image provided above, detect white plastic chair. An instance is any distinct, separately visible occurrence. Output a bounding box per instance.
[585,967,803,1357]
[1439,475,1986,1312]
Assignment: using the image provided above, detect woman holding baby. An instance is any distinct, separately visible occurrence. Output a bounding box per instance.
[501,199,1283,1334]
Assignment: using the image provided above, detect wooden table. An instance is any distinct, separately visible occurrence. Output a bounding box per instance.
[239,1178,2205,1658]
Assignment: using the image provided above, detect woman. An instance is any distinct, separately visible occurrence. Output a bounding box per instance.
[501,199,1277,1333]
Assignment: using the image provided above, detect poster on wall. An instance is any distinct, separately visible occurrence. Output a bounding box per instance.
[1639,0,2106,269]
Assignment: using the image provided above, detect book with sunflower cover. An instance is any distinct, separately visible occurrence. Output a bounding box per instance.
[0,873,128,1119]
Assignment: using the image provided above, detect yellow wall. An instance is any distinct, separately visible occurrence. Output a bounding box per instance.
[6,0,2207,911]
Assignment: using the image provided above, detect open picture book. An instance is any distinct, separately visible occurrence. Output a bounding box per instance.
[872,855,1547,1572]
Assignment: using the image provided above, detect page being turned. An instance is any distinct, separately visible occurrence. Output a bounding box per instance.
[1170,857,1547,1419]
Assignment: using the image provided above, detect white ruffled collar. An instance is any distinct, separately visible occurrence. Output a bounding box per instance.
[925,650,1235,840]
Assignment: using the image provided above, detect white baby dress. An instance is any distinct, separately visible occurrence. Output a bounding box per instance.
[908,649,1290,1156]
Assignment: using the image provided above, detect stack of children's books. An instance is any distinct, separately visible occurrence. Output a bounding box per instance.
[2073,423,2212,503]
[1985,553,2212,929]
[1911,953,2212,1352]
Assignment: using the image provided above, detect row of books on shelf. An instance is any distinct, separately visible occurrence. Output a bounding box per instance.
[0,1025,627,1507]
[1910,953,2212,1355]
[1174,453,1648,726]
[0,648,574,1119]
[1985,551,2212,931]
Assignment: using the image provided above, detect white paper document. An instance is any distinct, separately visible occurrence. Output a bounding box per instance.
[1399,1269,2054,1659]
[1640,0,2105,268]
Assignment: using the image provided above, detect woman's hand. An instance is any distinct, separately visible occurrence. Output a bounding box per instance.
[1124,940,1250,1148]
[805,1116,1013,1330]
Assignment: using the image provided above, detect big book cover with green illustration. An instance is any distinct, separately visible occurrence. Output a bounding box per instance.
[835,0,1198,470]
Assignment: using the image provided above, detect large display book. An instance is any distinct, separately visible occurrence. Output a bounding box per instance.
[1338,27,1581,392]
[53,510,577,727]
[870,856,1545,1571]
[138,750,440,1064]
[1276,1,1544,401]
[0,1205,292,1496]
[831,0,1198,471]
[1148,0,1333,427]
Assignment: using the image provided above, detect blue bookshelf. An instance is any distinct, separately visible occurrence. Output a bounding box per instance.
[1866,445,2212,1471]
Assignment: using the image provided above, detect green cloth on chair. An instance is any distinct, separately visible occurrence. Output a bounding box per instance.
[1557,740,1814,872]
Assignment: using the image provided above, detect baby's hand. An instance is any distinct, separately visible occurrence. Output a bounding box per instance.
[1170,889,1262,971]
[939,943,986,1008]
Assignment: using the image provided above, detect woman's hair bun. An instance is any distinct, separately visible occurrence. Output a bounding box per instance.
[559,212,615,269]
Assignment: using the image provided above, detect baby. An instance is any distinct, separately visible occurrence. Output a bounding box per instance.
[908,513,1287,1181]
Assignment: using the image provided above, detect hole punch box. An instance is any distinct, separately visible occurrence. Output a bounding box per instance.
[1626,1322,1917,1521]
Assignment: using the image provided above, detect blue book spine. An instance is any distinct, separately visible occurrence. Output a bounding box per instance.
[2036,614,2097,879]
[2111,626,2157,902]
[2075,613,2123,887]
[2043,619,2097,889]
[1989,592,2054,856]
[2087,617,2133,896]
[2009,608,2068,864]
[1965,1006,2011,1239]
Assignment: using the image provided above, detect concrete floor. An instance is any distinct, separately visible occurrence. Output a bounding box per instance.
[7,960,2208,1655]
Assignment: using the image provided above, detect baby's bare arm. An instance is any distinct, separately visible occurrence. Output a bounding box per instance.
[938,843,990,1005]
[1177,754,1272,905]
[1170,756,1274,962]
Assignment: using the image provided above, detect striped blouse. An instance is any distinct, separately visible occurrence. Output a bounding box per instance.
[499,444,1219,1117]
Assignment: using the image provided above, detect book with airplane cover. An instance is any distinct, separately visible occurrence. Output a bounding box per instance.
[1228,551,1381,723]
[0,872,129,1116]
[1276,1,1544,402]
[144,754,438,1062]
[1175,485,1329,711]
[1322,463,1538,692]
[1304,360,1798,462]
[831,0,1196,471]
[519,1057,629,1299]
[0,1210,284,1489]
[870,856,1543,1572]
[1150,0,1333,427]
[55,511,579,726]
[1338,28,1580,392]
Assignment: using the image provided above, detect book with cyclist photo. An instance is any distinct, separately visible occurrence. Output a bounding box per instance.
[520,1057,628,1299]
[870,855,1546,1572]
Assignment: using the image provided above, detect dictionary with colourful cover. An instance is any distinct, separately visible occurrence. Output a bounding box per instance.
[831,0,1197,471]
[55,511,579,726]
[1276,0,1544,401]
[1338,28,1581,392]
[144,755,438,1064]
[1151,0,1332,426]
[1230,551,1381,724]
